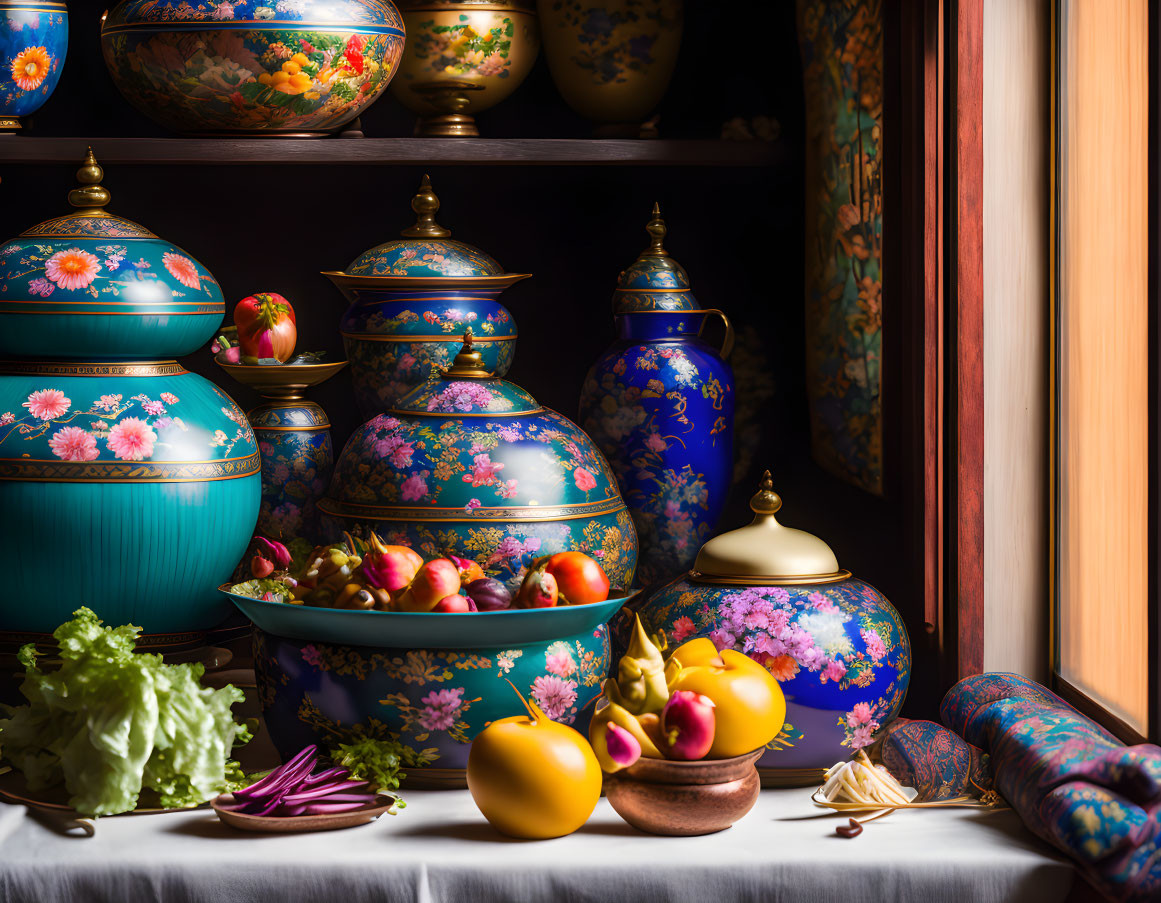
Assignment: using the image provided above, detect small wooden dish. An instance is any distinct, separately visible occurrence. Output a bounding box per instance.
[210,793,399,834]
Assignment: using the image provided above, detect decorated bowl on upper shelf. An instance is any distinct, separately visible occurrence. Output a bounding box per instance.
[0,150,225,360]
[318,332,638,591]
[635,472,911,786]
[323,175,526,416]
[244,591,636,786]
[0,1,68,132]
[390,0,540,134]
[99,0,406,137]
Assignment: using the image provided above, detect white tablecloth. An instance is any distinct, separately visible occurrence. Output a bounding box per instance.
[0,788,1091,903]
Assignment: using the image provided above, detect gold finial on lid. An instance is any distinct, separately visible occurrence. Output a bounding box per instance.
[640,202,668,258]
[401,174,452,239]
[442,328,493,378]
[750,469,783,515]
[68,147,111,214]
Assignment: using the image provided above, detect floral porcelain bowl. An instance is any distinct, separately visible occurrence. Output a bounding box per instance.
[100,0,406,136]
[318,332,638,591]
[323,176,526,416]
[253,621,613,787]
[0,1,68,132]
[637,472,910,786]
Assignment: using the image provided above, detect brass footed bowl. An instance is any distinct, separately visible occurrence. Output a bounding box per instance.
[604,749,762,836]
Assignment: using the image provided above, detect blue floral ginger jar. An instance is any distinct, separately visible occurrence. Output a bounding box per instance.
[0,1,68,132]
[0,151,260,637]
[323,175,527,418]
[579,204,734,587]
[319,331,638,590]
[639,471,911,786]
[217,359,347,547]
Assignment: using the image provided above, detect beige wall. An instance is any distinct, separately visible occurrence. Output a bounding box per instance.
[982,0,1050,677]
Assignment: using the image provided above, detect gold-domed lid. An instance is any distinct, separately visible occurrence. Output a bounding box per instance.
[691,471,851,586]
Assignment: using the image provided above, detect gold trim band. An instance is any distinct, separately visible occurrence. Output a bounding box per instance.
[318,497,628,523]
[341,332,515,343]
[0,453,260,483]
[688,569,852,587]
[0,308,223,317]
[0,360,187,377]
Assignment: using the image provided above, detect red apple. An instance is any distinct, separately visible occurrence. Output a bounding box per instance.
[396,558,461,612]
[432,594,472,613]
[660,690,716,760]
[516,568,558,608]
[235,292,297,363]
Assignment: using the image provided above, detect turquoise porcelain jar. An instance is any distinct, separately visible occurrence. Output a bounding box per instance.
[319,333,638,590]
[323,176,526,417]
[0,1,68,132]
[638,472,910,786]
[0,152,260,637]
[101,0,405,136]
[253,623,611,787]
[579,205,734,587]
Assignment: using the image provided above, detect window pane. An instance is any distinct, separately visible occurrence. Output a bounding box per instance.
[1056,0,1149,733]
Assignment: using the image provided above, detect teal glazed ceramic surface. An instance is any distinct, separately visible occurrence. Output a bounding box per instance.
[579,207,734,586]
[635,476,910,782]
[0,154,260,636]
[253,621,611,783]
[0,1,68,130]
[324,176,528,416]
[100,0,405,136]
[319,336,638,591]
[222,586,632,648]
[0,361,260,633]
[0,164,224,360]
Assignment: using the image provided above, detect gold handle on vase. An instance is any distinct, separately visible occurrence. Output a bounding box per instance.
[697,309,735,360]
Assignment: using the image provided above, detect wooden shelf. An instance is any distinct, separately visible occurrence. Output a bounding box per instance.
[0,137,785,167]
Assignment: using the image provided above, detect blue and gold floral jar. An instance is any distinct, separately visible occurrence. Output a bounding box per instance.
[0,1,67,132]
[217,359,347,547]
[319,332,638,589]
[254,622,610,788]
[323,176,526,417]
[0,151,260,637]
[579,205,734,587]
[639,472,910,786]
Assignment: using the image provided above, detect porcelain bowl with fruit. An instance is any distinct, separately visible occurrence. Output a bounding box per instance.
[100,0,406,136]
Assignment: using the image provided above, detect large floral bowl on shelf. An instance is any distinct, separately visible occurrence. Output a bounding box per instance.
[99,0,406,137]
[323,175,526,416]
[253,618,614,787]
[0,153,224,361]
[637,472,910,786]
[0,152,259,638]
[318,332,638,591]
[0,1,68,132]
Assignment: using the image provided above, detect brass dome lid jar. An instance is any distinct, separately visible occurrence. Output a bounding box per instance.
[323,176,527,416]
[319,331,638,589]
[637,471,910,785]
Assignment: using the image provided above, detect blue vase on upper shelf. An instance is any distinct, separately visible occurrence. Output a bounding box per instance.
[0,1,68,133]
[578,205,734,587]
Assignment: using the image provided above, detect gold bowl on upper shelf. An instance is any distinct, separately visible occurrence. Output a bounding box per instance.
[390,0,540,137]
[99,0,406,137]
[537,0,682,138]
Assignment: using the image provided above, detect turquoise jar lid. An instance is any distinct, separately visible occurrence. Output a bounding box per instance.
[0,149,224,360]
[103,0,406,31]
[612,204,698,314]
[343,175,507,279]
[322,331,625,518]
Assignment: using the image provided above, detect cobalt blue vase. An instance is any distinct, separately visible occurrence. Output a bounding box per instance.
[323,176,527,418]
[0,1,67,133]
[579,206,734,587]
[0,152,260,637]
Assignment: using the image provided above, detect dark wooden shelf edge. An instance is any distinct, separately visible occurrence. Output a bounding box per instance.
[0,137,784,167]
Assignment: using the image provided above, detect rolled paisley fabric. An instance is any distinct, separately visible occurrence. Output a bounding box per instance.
[880,718,991,801]
[941,672,1161,902]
